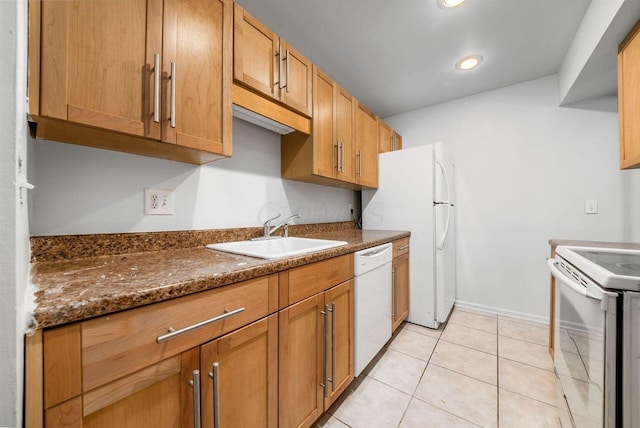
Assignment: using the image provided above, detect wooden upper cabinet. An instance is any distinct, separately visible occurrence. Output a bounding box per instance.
[163,0,232,156]
[379,119,403,153]
[378,119,392,153]
[355,102,379,188]
[280,42,313,116]
[619,20,640,169]
[233,4,279,100]
[40,0,162,138]
[336,86,356,183]
[33,0,232,163]
[233,4,312,117]
[312,68,337,179]
[281,68,358,188]
[393,131,403,151]
[310,66,355,183]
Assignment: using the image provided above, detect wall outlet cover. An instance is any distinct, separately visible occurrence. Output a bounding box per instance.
[585,200,598,214]
[144,188,174,215]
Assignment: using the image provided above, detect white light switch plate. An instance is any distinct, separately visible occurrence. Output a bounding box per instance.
[144,188,174,215]
[585,200,598,214]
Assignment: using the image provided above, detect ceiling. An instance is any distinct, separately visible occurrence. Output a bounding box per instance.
[235,0,596,118]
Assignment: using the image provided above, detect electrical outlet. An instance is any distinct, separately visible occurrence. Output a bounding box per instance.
[585,200,598,214]
[144,188,174,215]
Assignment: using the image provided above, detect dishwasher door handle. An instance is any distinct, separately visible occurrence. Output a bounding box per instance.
[359,246,392,258]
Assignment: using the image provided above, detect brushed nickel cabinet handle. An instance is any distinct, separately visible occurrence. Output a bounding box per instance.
[392,268,398,320]
[278,43,285,90]
[274,46,280,87]
[153,53,160,123]
[320,304,329,396]
[335,142,339,172]
[170,62,176,128]
[208,362,220,428]
[397,245,409,251]
[157,307,245,343]
[189,370,201,428]
[341,143,345,173]
[285,49,290,93]
[357,151,362,178]
[331,301,336,391]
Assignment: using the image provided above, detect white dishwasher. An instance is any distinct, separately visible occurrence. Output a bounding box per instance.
[353,242,393,376]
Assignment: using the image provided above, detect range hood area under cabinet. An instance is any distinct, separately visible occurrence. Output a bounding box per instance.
[28,0,233,165]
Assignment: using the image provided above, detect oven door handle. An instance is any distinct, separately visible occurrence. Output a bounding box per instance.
[547,258,602,301]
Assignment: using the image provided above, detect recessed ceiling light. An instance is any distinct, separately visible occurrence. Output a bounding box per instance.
[439,0,465,9]
[455,55,482,70]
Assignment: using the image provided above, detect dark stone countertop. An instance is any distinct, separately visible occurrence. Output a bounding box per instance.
[31,227,409,330]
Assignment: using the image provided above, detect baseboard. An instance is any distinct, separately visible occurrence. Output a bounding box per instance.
[454,300,549,325]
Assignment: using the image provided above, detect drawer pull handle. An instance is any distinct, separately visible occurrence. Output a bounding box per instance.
[397,245,409,251]
[156,307,245,343]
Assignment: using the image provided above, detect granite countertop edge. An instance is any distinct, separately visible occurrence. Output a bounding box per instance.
[31,229,410,330]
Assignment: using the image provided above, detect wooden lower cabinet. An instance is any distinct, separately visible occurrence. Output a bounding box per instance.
[279,280,354,428]
[392,252,410,332]
[48,349,199,428]
[392,238,410,332]
[31,258,358,428]
[200,314,278,428]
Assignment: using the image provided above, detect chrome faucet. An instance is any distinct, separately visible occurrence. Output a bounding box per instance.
[259,213,301,239]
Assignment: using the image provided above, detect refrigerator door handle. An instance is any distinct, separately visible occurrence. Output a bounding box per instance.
[436,203,451,250]
[435,160,452,204]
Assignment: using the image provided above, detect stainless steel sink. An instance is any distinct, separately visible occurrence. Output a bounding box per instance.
[206,237,348,259]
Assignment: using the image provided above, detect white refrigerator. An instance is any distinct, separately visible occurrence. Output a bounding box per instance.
[362,142,456,329]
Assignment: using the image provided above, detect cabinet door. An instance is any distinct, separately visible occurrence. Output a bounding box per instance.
[355,103,379,188]
[336,86,356,183]
[619,23,640,169]
[312,67,337,179]
[233,4,279,101]
[378,120,392,153]
[324,280,354,408]
[392,253,410,332]
[393,132,403,151]
[281,42,313,117]
[40,0,162,138]
[200,315,278,428]
[76,349,199,428]
[163,0,232,155]
[279,294,324,428]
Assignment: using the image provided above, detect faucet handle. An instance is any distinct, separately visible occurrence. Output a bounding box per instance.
[264,213,281,227]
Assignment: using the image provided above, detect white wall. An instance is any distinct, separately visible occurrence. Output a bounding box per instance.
[1,0,30,426]
[385,75,640,321]
[30,118,358,235]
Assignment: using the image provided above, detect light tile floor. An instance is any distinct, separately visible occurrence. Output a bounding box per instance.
[318,306,560,428]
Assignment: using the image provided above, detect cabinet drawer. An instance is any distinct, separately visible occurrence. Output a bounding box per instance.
[284,254,353,306]
[81,274,275,392]
[393,238,410,258]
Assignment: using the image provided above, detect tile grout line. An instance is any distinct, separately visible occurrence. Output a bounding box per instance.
[398,321,484,428]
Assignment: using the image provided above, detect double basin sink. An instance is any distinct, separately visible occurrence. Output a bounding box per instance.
[207,237,348,259]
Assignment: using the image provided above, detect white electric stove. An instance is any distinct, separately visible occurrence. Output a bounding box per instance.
[549,246,640,427]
